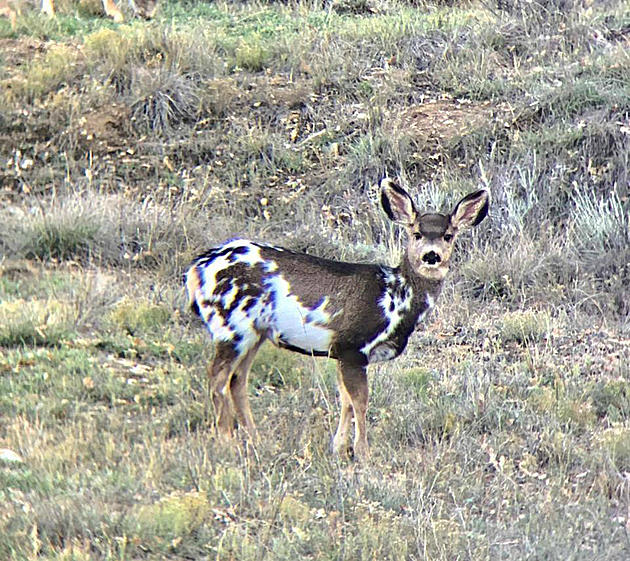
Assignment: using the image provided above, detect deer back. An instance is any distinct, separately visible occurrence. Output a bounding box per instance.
[186,239,432,365]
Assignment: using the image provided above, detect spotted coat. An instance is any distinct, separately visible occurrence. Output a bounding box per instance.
[185,239,438,367]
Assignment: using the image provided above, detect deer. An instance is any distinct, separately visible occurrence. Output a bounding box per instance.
[185,178,489,460]
[0,0,156,29]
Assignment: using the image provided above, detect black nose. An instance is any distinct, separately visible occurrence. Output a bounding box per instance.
[422,251,441,265]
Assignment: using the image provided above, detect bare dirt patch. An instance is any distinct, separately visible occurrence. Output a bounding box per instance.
[0,36,49,70]
[72,103,131,152]
[388,99,503,146]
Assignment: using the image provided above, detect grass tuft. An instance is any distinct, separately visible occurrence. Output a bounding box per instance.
[4,44,82,102]
[235,36,272,71]
[0,299,75,347]
[499,310,551,344]
[24,214,100,262]
[598,427,630,472]
[108,298,172,336]
[134,491,212,540]
[589,380,630,422]
[129,67,201,135]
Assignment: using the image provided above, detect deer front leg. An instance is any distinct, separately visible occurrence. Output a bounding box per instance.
[1,4,17,29]
[40,0,55,17]
[337,361,370,461]
[102,0,124,22]
[332,365,354,456]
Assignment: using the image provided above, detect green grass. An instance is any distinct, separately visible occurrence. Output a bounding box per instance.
[0,266,628,558]
[24,217,100,262]
[499,310,551,344]
[0,299,76,347]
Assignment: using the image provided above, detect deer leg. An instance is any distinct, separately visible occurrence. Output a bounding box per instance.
[332,364,354,456]
[208,344,240,439]
[338,361,370,461]
[1,6,16,29]
[229,338,264,440]
[102,0,124,22]
[40,0,55,17]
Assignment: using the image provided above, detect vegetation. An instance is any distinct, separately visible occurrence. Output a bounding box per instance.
[1,0,629,558]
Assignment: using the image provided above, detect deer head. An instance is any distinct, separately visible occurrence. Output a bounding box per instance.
[381,178,489,282]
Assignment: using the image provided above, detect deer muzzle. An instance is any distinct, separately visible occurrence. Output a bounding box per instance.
[422,251,441,265]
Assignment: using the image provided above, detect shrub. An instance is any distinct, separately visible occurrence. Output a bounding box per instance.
[25,215,100,262]
[129,67,201,135]
[7,45,83,102]
[108,298,172,336]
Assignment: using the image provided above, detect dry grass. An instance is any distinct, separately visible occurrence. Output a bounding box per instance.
[0,266,628,559]
[1,0,629,558]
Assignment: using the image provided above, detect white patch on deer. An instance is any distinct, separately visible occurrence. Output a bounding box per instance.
[233,241,266,267]
[422,243,442,261]
[415,294,435,328]
[221,281,239,309]
[229,297,263,353]
[203,308,235,342]
[361,268,413,363]
[190,240,277,346]
[264,275,334,353]
[0,448,23,464]
[195,240,272,295]
[368,343,398,363]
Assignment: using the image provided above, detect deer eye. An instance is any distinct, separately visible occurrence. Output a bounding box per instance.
[444,234,453,242]
[413,232,423,240]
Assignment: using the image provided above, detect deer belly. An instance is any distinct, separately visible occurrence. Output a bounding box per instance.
[265,275,335,354]
[268,311,334,353]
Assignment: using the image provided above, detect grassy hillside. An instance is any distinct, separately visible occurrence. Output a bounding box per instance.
[1,0,629,559]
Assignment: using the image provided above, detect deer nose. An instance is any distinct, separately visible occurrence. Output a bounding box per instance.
[422,251,441,265]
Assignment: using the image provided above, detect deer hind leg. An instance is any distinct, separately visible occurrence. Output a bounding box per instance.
[337,361,370,461]
[0,5,17,29]
[229,337,264,440]
[208,343,240,439]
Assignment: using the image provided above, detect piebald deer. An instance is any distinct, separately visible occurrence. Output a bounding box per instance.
[185,178,489,460]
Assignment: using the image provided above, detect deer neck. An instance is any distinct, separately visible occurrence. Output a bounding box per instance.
[398,254,444,311]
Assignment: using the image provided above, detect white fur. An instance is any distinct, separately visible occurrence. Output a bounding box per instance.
[361,269,413,363]
[205,308,234,342]
[194,241,337,356]
[221,281,239,309]
[194,241,268,347]
[368,343,398,363]
[228,298,261,354]
[264,275,334,353]
[197,242,262,300]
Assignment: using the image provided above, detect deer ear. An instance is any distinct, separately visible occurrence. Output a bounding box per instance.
[451,190,489,230]
[380,178,418,226]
